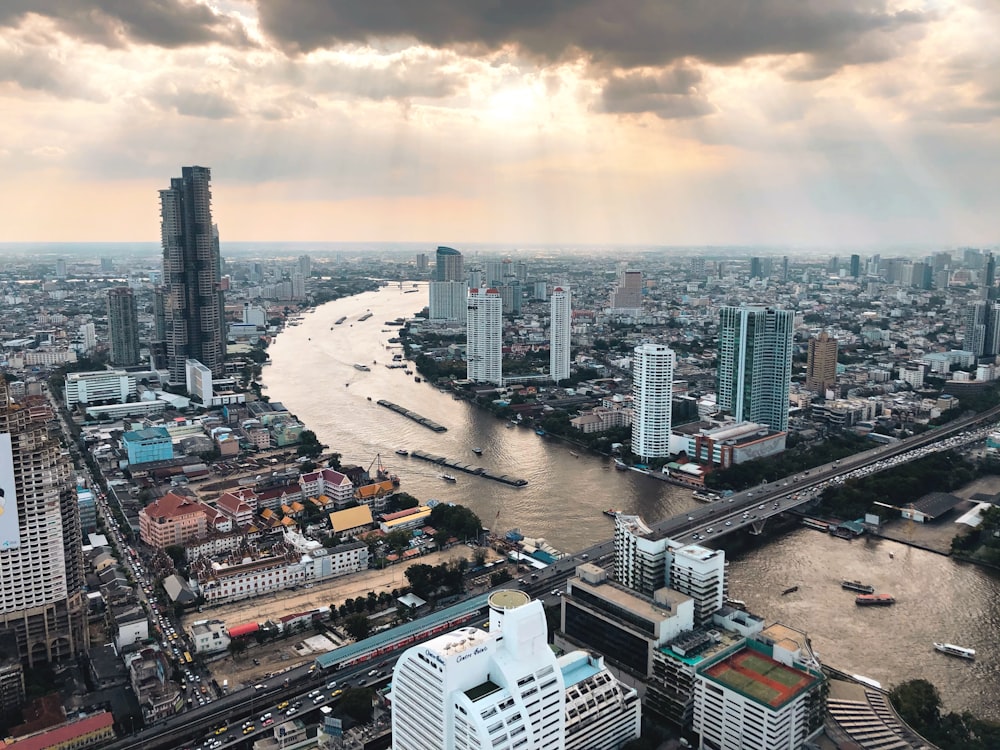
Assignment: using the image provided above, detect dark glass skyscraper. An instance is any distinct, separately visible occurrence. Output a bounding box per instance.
[159,166,225,384]
[107,287,141,367]
[435,246,464,281]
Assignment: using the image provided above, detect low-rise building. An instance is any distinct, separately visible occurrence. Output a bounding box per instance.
[299,468,354,506]
[328,505,375,537]
[139,492,224,549]
[189,619,231,654]
[379,506,433,534]
[669,421,786,469]
[125,648,183,722]
[122,426,173,465]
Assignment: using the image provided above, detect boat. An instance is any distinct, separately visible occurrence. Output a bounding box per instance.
[841,580,875,594]
[395,449,409,456]
[692,491,720,503]
[354,363,371,371]
[933,643,975,660]
[855,594,895,606]
[358,312,373,321]
[366,396,372,401]
[781,586,799,595]
[603,509,622,518]
[569,451,579,457]
[535,428,546,436]
[440,474,457,482]
[614,458,628,471]
[335,316,347,325]
[472,447,483,455]
[414,376,421,383]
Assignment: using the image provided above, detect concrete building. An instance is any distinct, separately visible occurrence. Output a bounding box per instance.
[299,468,354,506]
[631,343,675,461]
[614,515,727,626]
[805,332,838,394]
[435,246,464,282]
[429,280,469,321]
[122,427,173,465]
[693,625,826,750]
[0,380,88,666]
[611,270,643,312]
[717,306,794,432]
[185,358,214,404]
[560,651,642,750]
[64,370,137,409]
[107,287,141,367]
[189,619,231,654]
[467,287,503,385]
[669,421,786,469]
[550,286,572,383]
[964,300,1000,358]
[561,563,693,677]
[138,492,216,549]
[160,165,226,384]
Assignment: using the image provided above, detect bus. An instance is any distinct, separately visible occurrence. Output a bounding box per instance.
[183,651,193,664]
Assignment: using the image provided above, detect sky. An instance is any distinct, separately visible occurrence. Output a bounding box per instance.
[2,0,999,248]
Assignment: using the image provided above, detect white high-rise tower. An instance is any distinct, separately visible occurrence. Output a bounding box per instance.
[467,287,502,385]
[631,343,675,461]
[550,286,572,383]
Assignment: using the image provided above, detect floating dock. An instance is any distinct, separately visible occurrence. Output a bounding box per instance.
[410,449,527,487]
[376,400,447,432]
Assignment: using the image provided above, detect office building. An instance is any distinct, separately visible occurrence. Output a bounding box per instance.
[631,343,675,460]
[435,246,464,282]
[392,591,566,750]
[614,515,727,626]
[805,332,838,394]
[717,306,794,432]
[107,287,141,367]
[550,287,572,383]
[55,258,67,278]
[429,281,469,321]
[693,624,826,750]
[561,563,693,677]
[964,301,1000,358]
[850,253,861,277]
[78,322,97,352]
[160,165,226,384]
[392,590,640,750]
[415,253,428,272]
[611,270,643,312]
[186,358,214,404]
[64,370,137,410]
[122,427,173,465]
[467,287,502,385]
[0,380,87,665]
[291,272,306,300]
[296,254,312,277]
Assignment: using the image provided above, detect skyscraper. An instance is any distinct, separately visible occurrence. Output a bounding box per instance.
[467,287,502,385]
[428,281,468,321]
[107,287,141,367]
[159,166,225,384]
[0,380,87,665]
[850,253,861,277]
[435,246,464,282]
[805,332,838,395]
[550,287,572,383]
[611,270,643,311]
[717,306,794,432]
[631,343,675,461]
[964,301,1000,359]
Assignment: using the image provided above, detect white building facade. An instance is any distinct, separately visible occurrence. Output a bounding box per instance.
[550,287,572,383]
[467,287,503,385]
[429,281,469,321]
[64,370,137,408]
[392,591,566,750]
[631,343,675,460]
[185,358,214,404]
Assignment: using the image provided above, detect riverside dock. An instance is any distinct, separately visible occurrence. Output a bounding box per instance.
[376,400,447,432]
[410,450,528,487]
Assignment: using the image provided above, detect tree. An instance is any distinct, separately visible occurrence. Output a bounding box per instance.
[297,430,324,458]
[338,688,374,723]
[343,613,371,640]
[889,679,941,732]
[164,545,186,567]
[227,639,247,660]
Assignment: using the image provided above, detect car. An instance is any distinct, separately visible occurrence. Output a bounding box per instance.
[277,701,289,710]
[326,680,338,690]
[263,718,274,727]
[706,527,714,533]
[331,689,343,699]
[313,695,325,704]
[285,708,297,716]
[758,504,765,509]
[308,690,321,698]
[259,713,272,722]
[551,589,560,596]
[253,684,267,690]
[725,521,732,526]
[243,726,255,735]
[368,669,378,677]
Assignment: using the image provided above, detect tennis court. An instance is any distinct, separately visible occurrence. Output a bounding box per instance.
[704,648,813,707]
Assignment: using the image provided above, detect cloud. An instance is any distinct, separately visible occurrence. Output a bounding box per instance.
[0,0,252,49]
[0,40,105,100]
[601,64,715,119]
[146,83,242,119]
[254,0,931,75]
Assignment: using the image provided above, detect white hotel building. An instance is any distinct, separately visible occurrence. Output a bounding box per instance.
[392,590,640,750]
[631,343,675,460]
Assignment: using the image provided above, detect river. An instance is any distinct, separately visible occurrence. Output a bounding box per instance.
[264,282,1000,720]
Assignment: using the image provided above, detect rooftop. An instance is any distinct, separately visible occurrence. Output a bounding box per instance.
[569,576,690,622]
[560,653,602,688]
[701,642,820,709]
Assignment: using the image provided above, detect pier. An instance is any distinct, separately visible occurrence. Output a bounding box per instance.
[409,450,528,487]
[376,400,447,432]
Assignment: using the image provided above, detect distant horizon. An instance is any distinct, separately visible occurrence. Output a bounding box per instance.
[1,241,994,260]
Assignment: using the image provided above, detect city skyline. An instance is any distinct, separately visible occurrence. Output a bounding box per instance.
[2,2,999,247]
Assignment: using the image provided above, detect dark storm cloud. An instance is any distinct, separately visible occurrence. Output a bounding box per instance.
[254,0,930,72]
[601,66,715,120]
[0,0,251,48]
